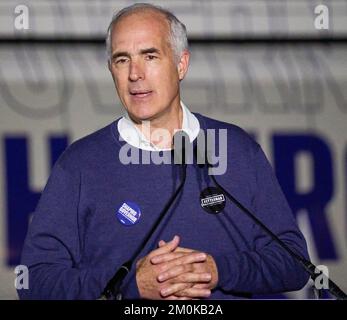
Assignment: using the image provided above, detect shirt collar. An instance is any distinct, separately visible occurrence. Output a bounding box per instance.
[117,101,200,151]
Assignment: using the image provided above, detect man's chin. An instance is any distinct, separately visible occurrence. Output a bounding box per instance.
[128,112,155,123]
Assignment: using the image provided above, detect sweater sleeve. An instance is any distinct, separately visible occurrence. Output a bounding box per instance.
[18,161,122,300]
[214,145,310,295]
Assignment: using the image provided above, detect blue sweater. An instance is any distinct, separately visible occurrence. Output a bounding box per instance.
[19,113,310,299]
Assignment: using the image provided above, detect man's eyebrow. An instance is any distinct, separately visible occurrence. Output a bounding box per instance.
[111,48,160,60]
[140,47,161,55]
[112,51,130,60]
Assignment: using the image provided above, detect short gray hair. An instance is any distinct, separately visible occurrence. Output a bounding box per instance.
[106,3,188,63]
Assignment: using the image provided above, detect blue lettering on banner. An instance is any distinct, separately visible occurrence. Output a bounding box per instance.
[273,134,337,260]
[5,135,68,266]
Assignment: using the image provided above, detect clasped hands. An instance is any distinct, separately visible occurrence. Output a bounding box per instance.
[136,235,218,300]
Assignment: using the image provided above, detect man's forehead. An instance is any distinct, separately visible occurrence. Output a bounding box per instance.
[111,12,171,52]
[111,34,167,53]
[113,9,169,32]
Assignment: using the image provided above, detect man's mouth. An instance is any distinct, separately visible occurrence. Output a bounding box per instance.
[129,90,153,98]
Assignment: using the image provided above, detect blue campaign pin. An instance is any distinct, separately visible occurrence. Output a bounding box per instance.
[116,201,142,226]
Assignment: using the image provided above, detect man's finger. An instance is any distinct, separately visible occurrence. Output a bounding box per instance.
[174,287,211,298]
[158,240,166,247]
[158,240,194,254]
[151,251,188,264]
[154,251,206,268]
[157,256,207,282]
[160,283,191,297]
[163,295,193,300]
[161,284,211,298]
[174,247,195,253]
[163,295,179,300]
[148,235,180,258]
[192,283,210,289]
[162,272,211,284]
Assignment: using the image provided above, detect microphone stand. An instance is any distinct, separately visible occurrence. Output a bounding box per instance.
[99,134,188,300]
[208,168,347,300]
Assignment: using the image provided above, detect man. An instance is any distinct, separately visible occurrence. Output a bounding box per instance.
[18,3,310,300]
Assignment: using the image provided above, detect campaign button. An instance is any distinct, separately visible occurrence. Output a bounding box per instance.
[116,201,142,226]
[200,187,226,214]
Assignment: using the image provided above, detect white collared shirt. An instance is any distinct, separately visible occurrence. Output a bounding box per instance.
[117,102,200,151]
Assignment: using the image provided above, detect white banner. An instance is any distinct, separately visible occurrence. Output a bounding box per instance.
[1,0,346,38]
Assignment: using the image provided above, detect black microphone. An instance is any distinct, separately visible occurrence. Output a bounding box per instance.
[195,137,347,300]
[99,130,189,300]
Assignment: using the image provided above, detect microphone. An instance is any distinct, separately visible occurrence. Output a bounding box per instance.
[195,138,347,300]
[99,130,189,300]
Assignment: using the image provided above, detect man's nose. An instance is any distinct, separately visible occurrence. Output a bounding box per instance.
[129,61,144,82]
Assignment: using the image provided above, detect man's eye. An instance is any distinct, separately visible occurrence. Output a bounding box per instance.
[146,55,157,60]
[115,58,128,64]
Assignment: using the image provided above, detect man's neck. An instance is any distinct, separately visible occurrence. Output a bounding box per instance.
[133,103,183,149]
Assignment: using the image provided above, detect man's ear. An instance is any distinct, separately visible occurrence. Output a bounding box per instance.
[108,60,111,72]
[177,50,190,81]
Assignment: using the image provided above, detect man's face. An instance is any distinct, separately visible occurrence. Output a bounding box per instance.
[108,10,189,123]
